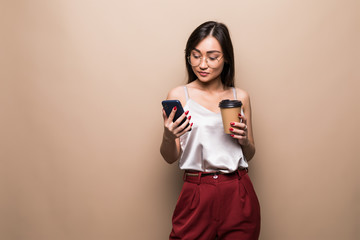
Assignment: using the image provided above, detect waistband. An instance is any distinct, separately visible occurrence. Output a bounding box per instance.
[183,168,248,184]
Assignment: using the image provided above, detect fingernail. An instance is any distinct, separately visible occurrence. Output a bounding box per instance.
[229,128,234,131]
[238,113,241,117]
[230,134,235,137]
[190,123,193,127]
[230,122,235,126]
[185,110,189,115]
[188,116,191,120]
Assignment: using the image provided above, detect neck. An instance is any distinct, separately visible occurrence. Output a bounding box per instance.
[194,78,226,92]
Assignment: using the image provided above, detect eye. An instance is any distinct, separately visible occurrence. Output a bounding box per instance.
[208,56,218,61]
[192,54,201,59]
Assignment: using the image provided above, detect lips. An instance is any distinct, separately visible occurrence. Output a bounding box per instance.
[198,71,209,77]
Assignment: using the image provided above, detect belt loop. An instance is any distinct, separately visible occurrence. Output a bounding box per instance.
[183,172,187,181]
[237,169,242,180]
[196,172,202,185]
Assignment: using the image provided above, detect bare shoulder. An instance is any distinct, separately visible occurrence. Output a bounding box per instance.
[235,87,253,116]
[166,85,187,106]
[235,87,251,105]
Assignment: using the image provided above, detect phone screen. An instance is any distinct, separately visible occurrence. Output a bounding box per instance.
[162,100,184,121]
[162,100,191,131]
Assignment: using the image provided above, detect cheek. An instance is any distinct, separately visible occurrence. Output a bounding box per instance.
[212,64,224,76]
[191,64,225,78]
[191,66,197,73]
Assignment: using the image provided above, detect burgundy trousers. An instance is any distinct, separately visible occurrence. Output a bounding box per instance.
[170,169,260,240]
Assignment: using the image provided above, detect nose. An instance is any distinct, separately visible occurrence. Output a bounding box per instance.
[199,57,208,69]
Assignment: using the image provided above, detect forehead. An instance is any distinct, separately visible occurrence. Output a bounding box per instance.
[194,36,222,53]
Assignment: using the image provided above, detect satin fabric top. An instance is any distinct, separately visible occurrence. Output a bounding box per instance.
[179,86,248,173]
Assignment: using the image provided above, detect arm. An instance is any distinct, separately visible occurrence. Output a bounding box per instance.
[160,88,192,164]
[229,90,256,161]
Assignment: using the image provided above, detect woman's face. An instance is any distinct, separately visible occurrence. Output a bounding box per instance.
[189,36,225,84]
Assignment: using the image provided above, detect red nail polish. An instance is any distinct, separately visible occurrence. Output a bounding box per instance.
[188,116,191,120]
[238,113,242,117]
[173,106,177,111]
[185,110,189,115]
[190,123,193,127]
[231,134,235,137]
[230,122,235,126]
[229,128,234,131]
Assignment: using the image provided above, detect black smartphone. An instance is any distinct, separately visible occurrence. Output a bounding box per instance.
[162,100,191,130]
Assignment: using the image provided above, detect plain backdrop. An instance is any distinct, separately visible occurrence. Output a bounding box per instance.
[1,0,359,239]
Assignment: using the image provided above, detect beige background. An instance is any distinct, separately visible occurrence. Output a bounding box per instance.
[1,0,359,239]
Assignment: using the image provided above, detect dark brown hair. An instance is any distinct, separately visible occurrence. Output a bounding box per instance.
[185,21,235,87]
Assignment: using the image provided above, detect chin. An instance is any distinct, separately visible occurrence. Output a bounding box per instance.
[196,77,211,83]
[197,75,218,83]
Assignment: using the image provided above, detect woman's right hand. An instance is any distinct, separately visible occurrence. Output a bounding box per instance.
[162,107,192,140]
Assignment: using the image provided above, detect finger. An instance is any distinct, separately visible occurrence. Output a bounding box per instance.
[174,111,190,130]
[178,122,193,136]
[230,133,247,140]
[230,121,246,129]
[173,119,192,137]
[180,115,192,129]
[229,127,246,136]
[231,120,248,131]
[167,106,177,122]
[232,135,249,146]
[238,113,247,125]
[173,112,188,127]
[185,122,193,132]
[162,109,168,120]
[173,114,190,134]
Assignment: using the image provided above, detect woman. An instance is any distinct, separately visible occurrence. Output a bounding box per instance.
[160,21,260,240]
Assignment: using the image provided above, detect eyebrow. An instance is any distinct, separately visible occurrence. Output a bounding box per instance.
[193,48,222,54]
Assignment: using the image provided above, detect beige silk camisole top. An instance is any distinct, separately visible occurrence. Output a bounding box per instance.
[179,86,248,173]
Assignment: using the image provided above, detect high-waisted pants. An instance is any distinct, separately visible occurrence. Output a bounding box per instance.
[169,169,261,240]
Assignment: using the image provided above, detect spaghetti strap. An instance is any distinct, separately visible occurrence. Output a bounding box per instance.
[184,86,190,101]
[233,87,244,116]
[232,87,237,100]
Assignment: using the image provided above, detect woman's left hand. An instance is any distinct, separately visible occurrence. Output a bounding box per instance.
[229,113,249,146]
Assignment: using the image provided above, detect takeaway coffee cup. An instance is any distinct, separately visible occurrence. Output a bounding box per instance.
[219,99,243,134]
